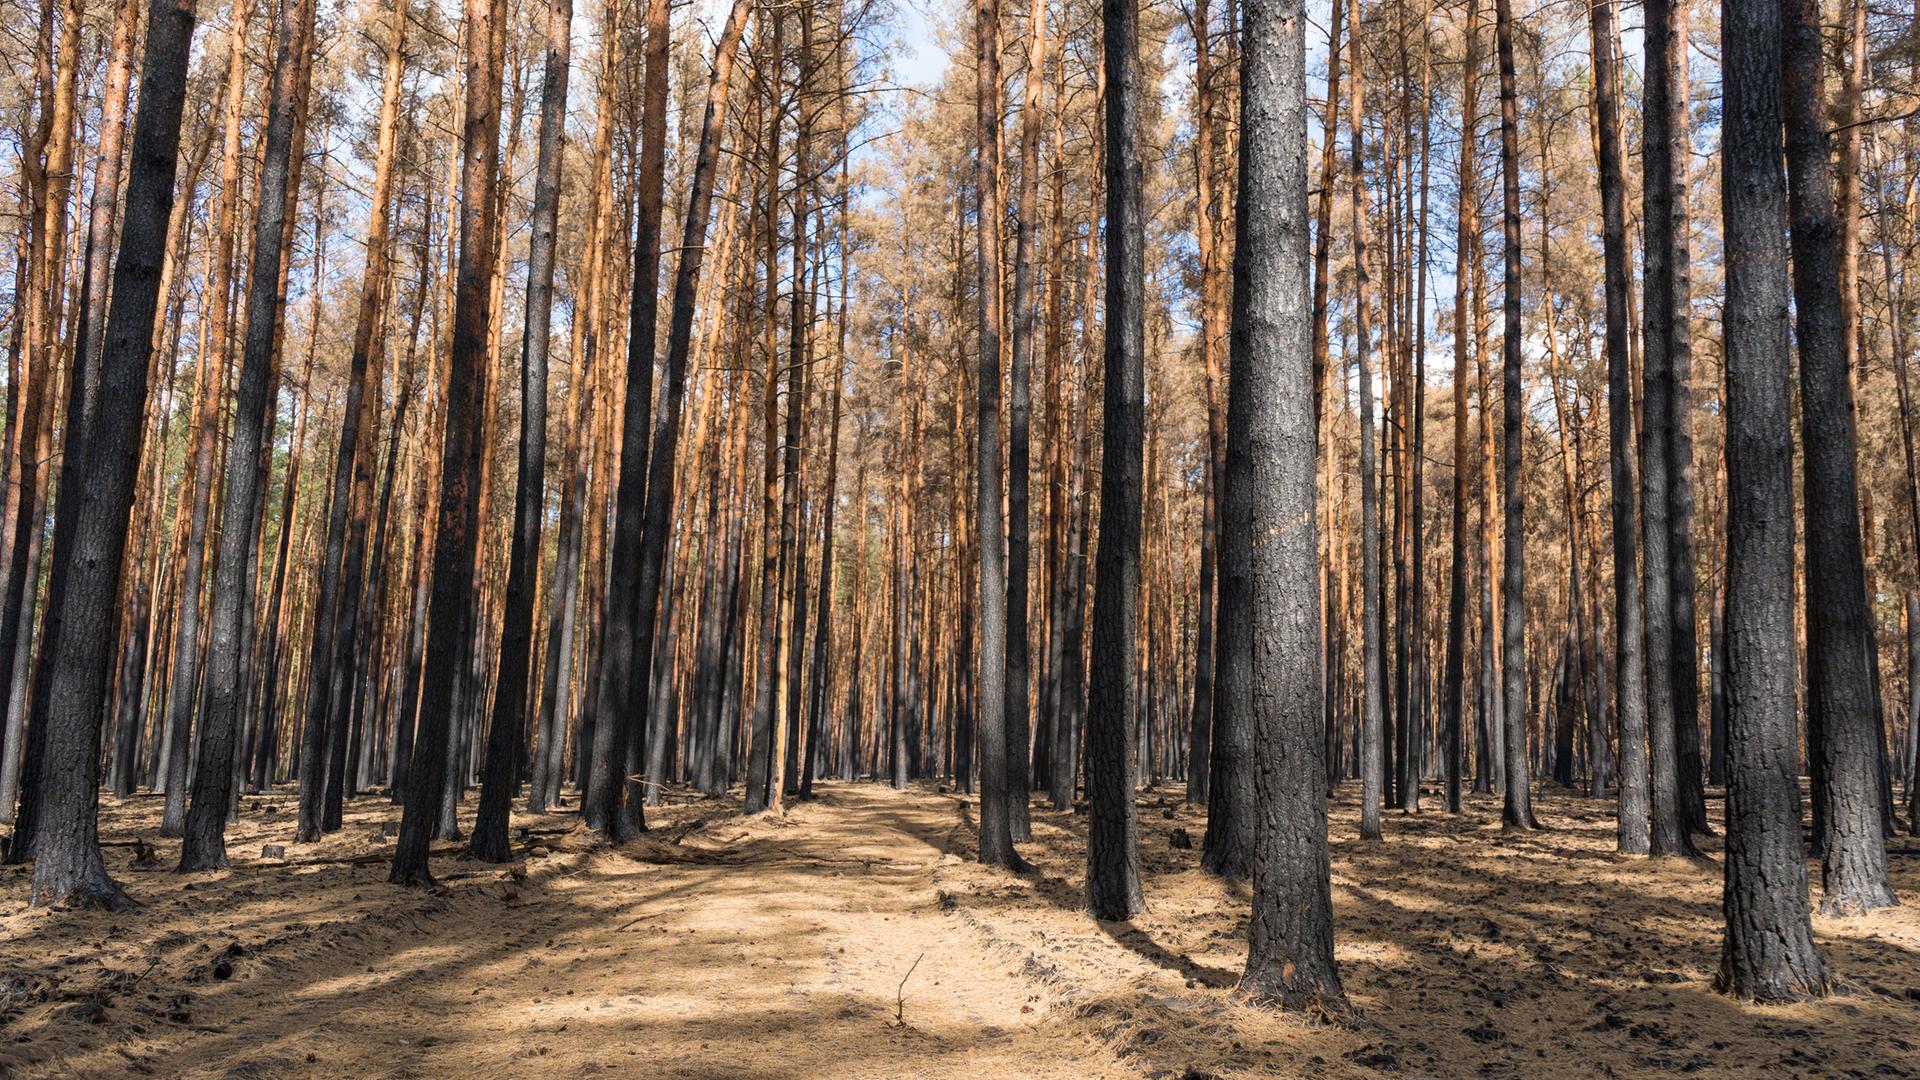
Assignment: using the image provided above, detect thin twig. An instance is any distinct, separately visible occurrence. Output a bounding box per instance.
[894,951,926,1026]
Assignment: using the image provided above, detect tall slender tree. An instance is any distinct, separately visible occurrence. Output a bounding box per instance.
[390,0,506,887]
[26,0,204,908]
[1232,0,1345,1014]
[1442,0,1476,816]
[1493,0,1536,831]
[1349,0,1386,843]
[1589,0,1648,853]
[1640,0,1699,856]
[1086,0,1147,918]
[1780,0,1895,914]
[179,0,322,870]
[1715,0,1830,1001]
[584,0,671,837]
[975,0,1021,867]
[470,0,573,861]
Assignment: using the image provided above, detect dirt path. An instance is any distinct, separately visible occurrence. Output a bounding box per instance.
[6,782,1919,1079]
[2,786,1133,1080]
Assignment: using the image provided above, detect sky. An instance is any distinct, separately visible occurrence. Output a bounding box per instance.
[891,0,951,88]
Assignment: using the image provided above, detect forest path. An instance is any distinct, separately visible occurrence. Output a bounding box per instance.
[1,784,1135,1080]
[8,782,1920,1079]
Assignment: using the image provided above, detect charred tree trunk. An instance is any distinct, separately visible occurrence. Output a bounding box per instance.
[1232,0,1346,1014]
[179,0,320,868]
[469,0,573,861]
[1715,0,1831,999]
[1639,0,1700,856]
[1493,0,1536,831]
[1779,0,1895,914]
[25,0,203,908]
[1086,0,1147,918]
[1590,0,1649,852]
[1349,0,1386,843]
[390,0,506,887]
[975,0,1020,868]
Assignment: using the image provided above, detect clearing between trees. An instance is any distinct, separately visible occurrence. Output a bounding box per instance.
[4,784,1916,1079]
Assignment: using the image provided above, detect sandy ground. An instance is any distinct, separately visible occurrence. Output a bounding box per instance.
[2,780,1917,1079]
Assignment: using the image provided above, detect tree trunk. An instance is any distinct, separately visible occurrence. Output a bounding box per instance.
[179,0,321,868]
[1349,0,1386,843]
[627,0,750,810]
[26,0,204,909]
[1004,0,1048,840]
[1442,0,1475,815]
[1085,0,1147,918]
[975,0,1020,868]
[468,0,573,860]
[390,0,506,887]
[1232,0,1346,1014]
[1779,0,1895,914]
[1638,0,1699,856]
[1589,0,1648,852]
[1493,0,1535,831]
[1715,0,1831,999]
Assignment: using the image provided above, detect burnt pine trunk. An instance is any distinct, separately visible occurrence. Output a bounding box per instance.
[1004,0,1047,840]
[975,0,1021,868]
[1779,0,1896,914]
[1441,0,1473,815]
[1200,0,1258,868]
[26,0,203,909]
[624,0,751,815]
[152,0,250,836]
[1715,0,1831,1000]
[390,0,506,888]
[296,19,396,839]
[468,0,573,862]
[1640,0,1699,856]
[1232,0,1347,1015]
[1086,0,1147,919]
[1589,0,1649,853]
[179,0,320,869]
[6,0,136,834]
[745,10,790,814]
[1660,11,1709,838]
[1349,0,1387,844]
[1494,0,1536,831]
[583,0,672,838]
[1186,0,1222,811]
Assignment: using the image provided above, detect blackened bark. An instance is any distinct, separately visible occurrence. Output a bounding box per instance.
[26,0,202,909]
[1086,0,1147,919]
[1715,0,1831,998]
[1187,0,1222,812]
[1232,0,1346,1014]
[469,0,572,862]
[1779,0,1895,914]
[1442,0,1473,816]
[745,11,788,814]
[1004,0,1046,841]
[975,0,1020,869]
[390,0,505,888]
[1349,0,1386,843]
[1494,0,1536,832]
[624,0,749,815]
[1640,0,1699,857]
[1590,0,1649,853]
[179,0,318,869]
[584,0,672,837]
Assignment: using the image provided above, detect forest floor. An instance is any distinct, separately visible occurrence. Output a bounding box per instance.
[3,781,1919,1080]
